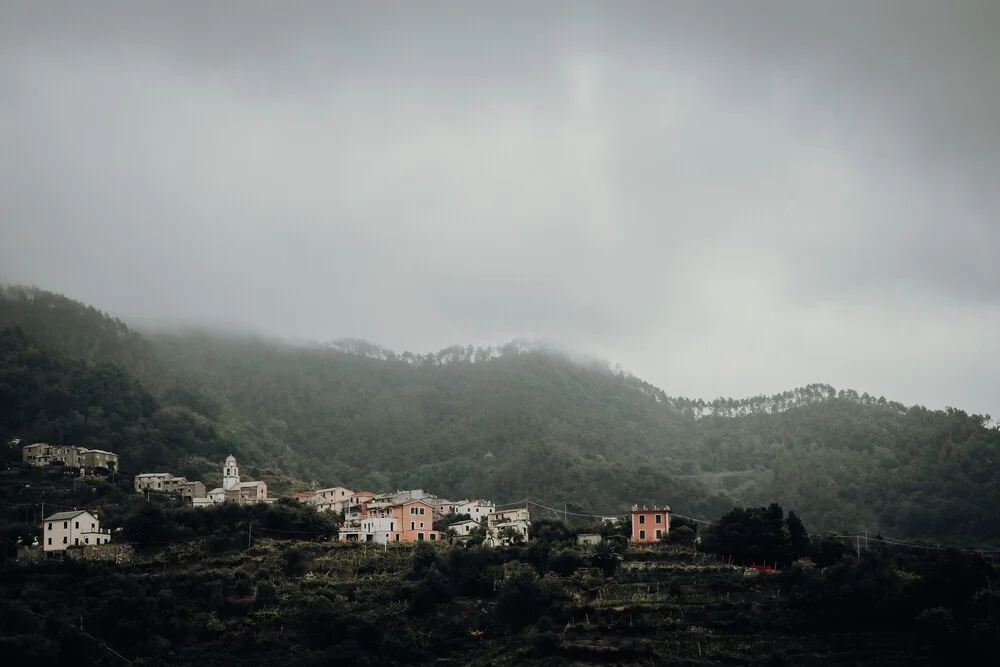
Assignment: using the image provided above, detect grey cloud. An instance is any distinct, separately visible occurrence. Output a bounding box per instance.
[1,1,999,414]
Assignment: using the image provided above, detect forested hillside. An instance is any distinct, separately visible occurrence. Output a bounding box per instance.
[2,287,998,545]
[0,285,164,389]
[152,332,1000,544]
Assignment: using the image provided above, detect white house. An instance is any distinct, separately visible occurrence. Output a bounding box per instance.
[43,510,111,552]
[359,516,399,544]
[486,507,531,546]
[455,499,495,521]
[448,519,482,538]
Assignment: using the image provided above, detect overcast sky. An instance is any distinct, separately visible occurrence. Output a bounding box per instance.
[1,1,999,414]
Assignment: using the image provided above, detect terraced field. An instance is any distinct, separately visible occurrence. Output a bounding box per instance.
[2,539,950,666]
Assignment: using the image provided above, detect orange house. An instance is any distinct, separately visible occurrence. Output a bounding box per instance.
[630,504,670,542]
[339,498,440,543]
[397,499,439,542]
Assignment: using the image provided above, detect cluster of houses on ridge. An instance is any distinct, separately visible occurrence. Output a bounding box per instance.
[293,490,672,547]
[134,455,272,508]
[293,487,536,546]
[20,441,674,554]
[21,442,119,473]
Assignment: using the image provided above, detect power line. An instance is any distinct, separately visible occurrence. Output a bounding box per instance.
[830,532,1000,555]
[20,607,133,664]
[520,498,719,526]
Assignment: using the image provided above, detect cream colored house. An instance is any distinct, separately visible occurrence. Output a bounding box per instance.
[311,486,354,513]
[43,510,111,552]
[448,519,482,540]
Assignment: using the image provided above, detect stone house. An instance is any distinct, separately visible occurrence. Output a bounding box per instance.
[79,449,118,471]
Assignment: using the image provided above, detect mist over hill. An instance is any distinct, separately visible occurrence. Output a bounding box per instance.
[2,285,997,545]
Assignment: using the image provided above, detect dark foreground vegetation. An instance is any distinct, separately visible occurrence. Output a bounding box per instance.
[2,499,997,666]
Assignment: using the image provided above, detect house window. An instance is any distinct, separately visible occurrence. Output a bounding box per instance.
[417,533,424,541]
[91,523,95,530]
[639,530,646,539]
[48,538,52,545]
[85,538,89,544]
[430,533,436,541]
[75,521,79,529]
[655,515,662,524]
[639,515,645,524]
[63,522,68,529]
[74,538,79,545]
[655,530,662,538]
[395,534,400,541]
[63,537,67,544]
[48,523,52,530]
[420,522,424,528]
[419,507,425,515]
[411,522,415,530]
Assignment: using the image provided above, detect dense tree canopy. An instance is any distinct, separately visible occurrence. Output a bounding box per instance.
[2,286,999,546]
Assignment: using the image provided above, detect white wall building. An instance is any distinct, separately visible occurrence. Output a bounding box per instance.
[487,507,531,546]
[359,516,400,544]
[448,519,482,537]
[455,499,495,521]
[43,510,111,552]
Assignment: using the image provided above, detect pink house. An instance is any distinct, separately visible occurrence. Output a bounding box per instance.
[630,504,670,543]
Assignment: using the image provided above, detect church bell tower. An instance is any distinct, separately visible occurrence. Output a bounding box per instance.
[223,454,240,491]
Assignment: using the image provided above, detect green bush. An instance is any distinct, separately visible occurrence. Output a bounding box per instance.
[255,581,278,606]
[548,548,585,577]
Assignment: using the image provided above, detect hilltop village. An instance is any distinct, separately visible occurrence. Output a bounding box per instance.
[17,442,670,556]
